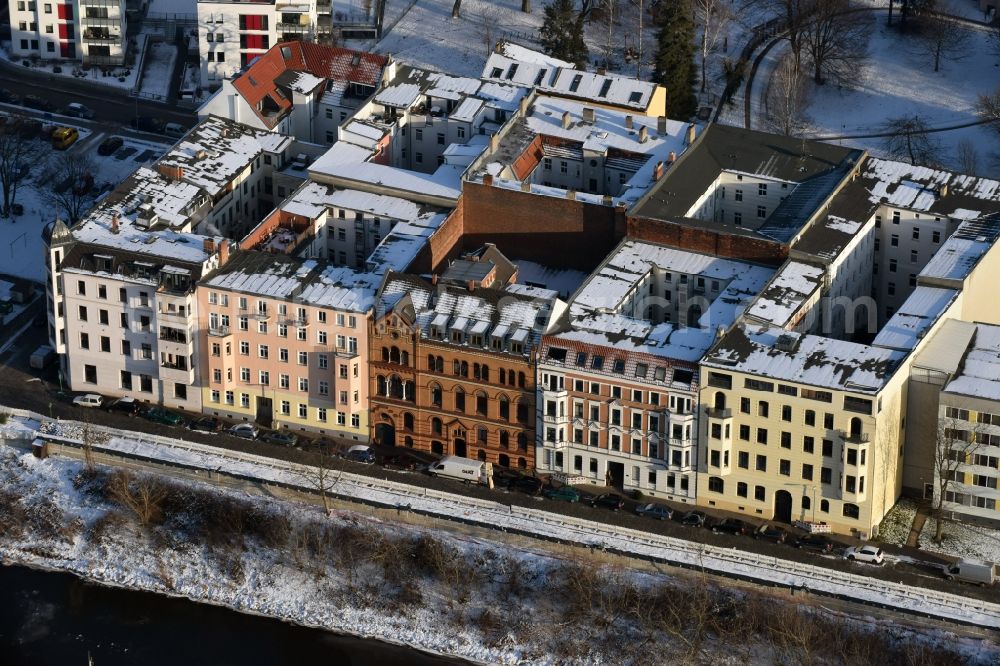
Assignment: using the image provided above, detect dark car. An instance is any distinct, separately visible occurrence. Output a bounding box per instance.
[106,396,142,416]
[98,136,124,156]
[795,534,835,553]
[680,510,707,527]
[260,430,298,447]
[543,485,581,502]
[635,503,673,520]
[0,89,20,104]
[509,476,544,496]
[187,417,222,433]
[130,116,165,133]
[755,524,788,544]
[343,445,375,463]
[589,493,625,511]
[144,406,183,426]
[378,453,421,471]
[228,423,259,440]
[23,95,54,111]
[710,518,753,536]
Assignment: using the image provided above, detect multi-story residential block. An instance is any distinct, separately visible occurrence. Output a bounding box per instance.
[536,239,773,501]
[369,256,564,469]
[198,40,388,146]
[481,42,668,118]
[10,0,126,64]
[197,251,374,439]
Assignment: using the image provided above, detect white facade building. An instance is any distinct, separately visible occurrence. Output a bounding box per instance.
[9,0,126,64]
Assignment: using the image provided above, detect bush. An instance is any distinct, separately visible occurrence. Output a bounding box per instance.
[0,413,9,424]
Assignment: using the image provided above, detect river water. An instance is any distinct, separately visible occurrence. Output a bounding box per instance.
[0,564,469,666]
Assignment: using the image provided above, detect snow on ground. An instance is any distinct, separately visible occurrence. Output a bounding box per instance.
[922,516,1000,565]
[0,135,163,283]
[795,18,1000,175]
[138,42,178,101]
[1,35,145,92]
[878,498,918,547]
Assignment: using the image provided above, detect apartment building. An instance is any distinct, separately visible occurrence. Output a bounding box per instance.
[9,0,126,64]
[535,239,773,501]
[198,40,388,146]
[198,251,374,440]
[369,261,564,469]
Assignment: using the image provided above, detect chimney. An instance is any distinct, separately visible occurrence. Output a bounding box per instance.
[467,280,476,292]
[483,174,494,187]
[602,194,613,206]
[597,67,606,76]
[668,151,677,163]
[566,190,577,201]
[685,122,697,146]
[939,182,949,197]
[490,133,500,152]
[653,161,665,181]
[582,107,595,123]
[203,237,216,253]
[519,95,530,116]
[625,115,633,130]
[521,181,531,192]
[110,214,120,234]
[219,239,230,265]
[638,126,648,143]
[561,111,571,129]
[657,116,667,135]
[431,273,439,285]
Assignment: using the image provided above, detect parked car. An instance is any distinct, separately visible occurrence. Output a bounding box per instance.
[97,136,124,156]
[795,534,835,553]
[378,453,421,471]
[145,407,183,426]
[130,116,164,133]
[589,493,625,511]
[509,476,544,496]
[943,559,996,586]
[106,396,142,416]
[228,423,259,440]
[0,89,20,104]
[543,485,580,502]
[680,510,707,527]
[344,444,375,464]
[635,503,673,520]
[51,126,79,150]
[62,102,95,119]
[260,430,298,447]
[754,524,788,544]
[23,95,53,111]
[72,393,104,408]
[187,417,223,433]
[163,122,187,139]
[844,545,884,565]
[711,518,753,536]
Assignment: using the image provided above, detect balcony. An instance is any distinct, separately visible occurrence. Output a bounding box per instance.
[841,431,871,444]
[706,407,732,419]
[82,30,122,43]
[208,326,231,337]
[277,20,312,32]
[158,329,188,344]
[158,306,190,322]
[541,411,569,426]
[253,310,271,321]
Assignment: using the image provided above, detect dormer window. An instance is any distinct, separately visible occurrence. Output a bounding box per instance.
[598,79,612,97]
[592,355,604,370]
[612,359,625,374]
[628,91,642,104]
[569,74,583,92]
[491,336,502,350]
[510,342,523,354]
[471,335,483,346]
[491,67,502,78]
[451,330,463,343]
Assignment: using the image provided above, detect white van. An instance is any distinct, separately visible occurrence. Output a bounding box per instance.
[426,455,493,485]
[944,559,996,586]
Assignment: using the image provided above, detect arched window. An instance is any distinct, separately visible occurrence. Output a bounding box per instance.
[404,436,414,448]
[427,354,436,371]
[508,369,516,385]
[714,391,726,410]
[802,496,811,510]
[390,346,400,363]
[518,371,526,388]
[850,417,863,437]
[453,359,461,375]
[499,368,506,384]
[401,350,409,366]
[435,356,444,372]
[517,457,527,469]
[403,412,414,431]
[381,347,389,362]
[477,449,487,462]
[461,361,469,377]
[431,417,443,435]
[455,388,466,412]
[517,432,527,450]
[498,453,510,467]
[481,365,489,382]
[404,380,416,402]
[430,440,443,454]
[389,374,403,399]
[376,375,387,396]
[430,383,442,407]
[475,391,488,415]
[499,395,510,420]
[708,477,724,493]
[473,363,481,379]
[820,499,830,513]
[843,503,860,519]
[499,430,509,448]
[477,426,488,444]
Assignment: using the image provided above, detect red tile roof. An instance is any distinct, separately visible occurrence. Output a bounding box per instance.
[231,41,389,129]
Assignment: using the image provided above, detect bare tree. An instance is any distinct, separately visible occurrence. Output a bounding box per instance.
[977,88,1000,131]
[880,115,940,166]
[932,412,985,542]
[742,0,815,72]
[452,0,461,19]
[0,116,34,218]
[765,55,810,135]
[693,0,733,93]
[955,139,979,176]
[477,5,503,57]
[107,470,168,527]
[36,151,96,224]
[799,0,873,85]
[630,0,646,79]
[911,8,969,72]
[298,441,344,513]
[601,0,619,70]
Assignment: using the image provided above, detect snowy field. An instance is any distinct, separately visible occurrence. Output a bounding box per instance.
[138,41,178,101]
[1,441,995,665]
[879,498,1000,565]
[0,134,164,283]
[1,35,146,92]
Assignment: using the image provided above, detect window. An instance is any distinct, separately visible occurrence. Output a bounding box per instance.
[758,183,767,196]
[821,467,832,484]
[891,234,899,247]
[735,189,743,202]
[802,463,813,480]
[843,503,860,519]
[779,459,790,476]
[803,436,814,454]
[932,230,941,243]
[298,377,308,392]
[757,205,766,218]
[80,332,89,350]
[754,485,765,501]
[804,409,816,426]
[708,477,724,493]
[298,351,307,365]
[781,405,792,422]
[737,482,748,498]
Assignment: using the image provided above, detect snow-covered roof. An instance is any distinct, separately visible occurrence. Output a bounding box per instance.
[870,286,959,351]
[942,323,1000,403]
[745,261,825,329]
[512,259,587,300]
[156,115,292,198]
[919,214,1000,284]
[558,239,773,361]
[862,158,1000,213]
[203,251,378,313]
[705,324,905,393]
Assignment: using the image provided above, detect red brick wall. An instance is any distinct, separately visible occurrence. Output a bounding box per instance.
[407,196,465,274]
[462,181,625,271]
[627,216,788,266]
